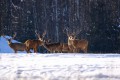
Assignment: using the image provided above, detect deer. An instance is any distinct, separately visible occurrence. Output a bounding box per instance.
[2,32,27,53]
[36,32,65,53]
[42,39,69,53]
[43,40,70,53]
[63,28,88,53]
[42,42,63,53]
[24,30,46,53]
[43,42,70,53]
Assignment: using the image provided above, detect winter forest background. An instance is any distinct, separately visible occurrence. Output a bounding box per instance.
[1,0,120,53]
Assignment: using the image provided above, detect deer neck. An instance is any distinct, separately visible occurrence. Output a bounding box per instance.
[8,42,13,48]
[38,40,43,45]
[8,41,12,45]
[68,39,73,46]
[43,43,50,51]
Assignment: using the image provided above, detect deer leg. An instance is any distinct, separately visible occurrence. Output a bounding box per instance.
[73,48,76,53]
[26,47,28,53]
[84,48,87,53]
[69,49,73,53]
[25,48,29,53]
[50,51,52,53]
[47,50,50,53]
[33,48,35,53]
[71,48,75,53]
[76,48,80,53]
[14,50,17,53]
[69,46,73,53]
[53,50,56,53]
[68,48,73,53]
[33,49,36,53]
[34,48,37,53]
[27,50,30,53]
[60,49,63,53]
[26,47,31,53]
[83,47,87,53]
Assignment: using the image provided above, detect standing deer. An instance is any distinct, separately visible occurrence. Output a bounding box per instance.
[43,42,70,53]
[24,31,46,53]
[38,32,66,53]
[2,33,27,53]
[63,28,88,53]
[42,42,63,53]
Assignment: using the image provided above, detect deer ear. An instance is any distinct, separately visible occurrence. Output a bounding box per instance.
[42,30,46,38]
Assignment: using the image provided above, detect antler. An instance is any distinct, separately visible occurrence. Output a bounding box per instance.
[42,30,46,38]
[63,27,71,36]
[72,27,81,36]
[35,30,41,39]
[11,32,17,40]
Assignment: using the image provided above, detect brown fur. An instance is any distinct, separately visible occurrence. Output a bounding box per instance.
[68,38,75,53]
[72,39,88,53]
[6,39,27,53]
[68,35,88,53]
[24,39,44,53]
[43,42,63,53]
[9,43,26,53]
[61,43,70,53]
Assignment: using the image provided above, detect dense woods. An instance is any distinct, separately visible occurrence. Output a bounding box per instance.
[1,0,120,53]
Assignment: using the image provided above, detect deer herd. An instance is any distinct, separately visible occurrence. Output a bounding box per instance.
[2,28,88,53]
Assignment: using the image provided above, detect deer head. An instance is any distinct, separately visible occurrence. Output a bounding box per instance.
[63,27,86,53]
[24,30,47,53]
[63,27,80,40]
[35,30,46,42]
[2,32,17,44]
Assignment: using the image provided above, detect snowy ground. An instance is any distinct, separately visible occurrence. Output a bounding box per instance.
[0,36,120,80]
[0,54,120,80]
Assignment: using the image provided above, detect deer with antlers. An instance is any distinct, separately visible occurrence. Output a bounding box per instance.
[2,32,27,53]
[24,30,46,53]
[37,32,67,53]
[63,28,88,53]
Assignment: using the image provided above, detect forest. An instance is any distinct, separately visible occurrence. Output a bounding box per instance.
[1,0,120,53]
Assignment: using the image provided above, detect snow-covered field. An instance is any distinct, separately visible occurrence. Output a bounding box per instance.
[0,36,120,80]
[0,54,120,80]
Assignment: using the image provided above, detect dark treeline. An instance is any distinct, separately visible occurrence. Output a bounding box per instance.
[1,0,120,53]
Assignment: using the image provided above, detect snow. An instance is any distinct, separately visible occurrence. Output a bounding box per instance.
[118,25,120,28]
[0,36,120,80]
[0,54,120,80]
